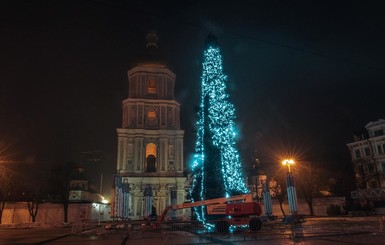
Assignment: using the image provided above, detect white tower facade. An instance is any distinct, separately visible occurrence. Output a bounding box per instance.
[113,61,188,220]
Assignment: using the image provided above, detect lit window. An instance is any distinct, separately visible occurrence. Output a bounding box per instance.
[146,143,156,157]
[146,143,157,172]
[147,79,156,94]
[147,110,157,119]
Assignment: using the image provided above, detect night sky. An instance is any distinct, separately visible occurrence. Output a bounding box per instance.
[1,1,385,194]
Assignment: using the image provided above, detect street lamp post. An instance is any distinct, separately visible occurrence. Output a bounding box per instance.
[282,159,298,215]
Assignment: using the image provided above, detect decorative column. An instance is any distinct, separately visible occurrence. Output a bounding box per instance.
[261,178,273,217]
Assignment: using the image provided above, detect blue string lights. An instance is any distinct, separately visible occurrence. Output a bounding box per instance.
[190,36,249,224]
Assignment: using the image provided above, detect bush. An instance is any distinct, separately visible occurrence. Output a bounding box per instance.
[326,204,342,216]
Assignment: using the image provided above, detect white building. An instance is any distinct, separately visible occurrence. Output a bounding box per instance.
[69,168,102,203]
[347,119,385,203]
[112,34,189,220]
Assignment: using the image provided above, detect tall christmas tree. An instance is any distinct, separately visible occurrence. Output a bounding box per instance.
[190,35,249,223]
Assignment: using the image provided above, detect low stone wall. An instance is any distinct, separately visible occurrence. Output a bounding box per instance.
[1,202,111,225]
[0,197,346,224]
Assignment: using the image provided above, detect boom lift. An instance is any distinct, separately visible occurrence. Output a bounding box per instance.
[158,194,262,232]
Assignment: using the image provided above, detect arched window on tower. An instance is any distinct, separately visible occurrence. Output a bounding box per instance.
[146,143,157,172]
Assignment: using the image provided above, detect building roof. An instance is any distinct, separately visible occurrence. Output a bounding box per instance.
[366,119,385,128]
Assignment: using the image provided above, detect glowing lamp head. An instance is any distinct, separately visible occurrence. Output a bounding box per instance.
[101,198,109,204]
[282,159,295,166]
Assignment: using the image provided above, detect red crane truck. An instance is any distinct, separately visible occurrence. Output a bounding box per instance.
[158,194,262,232]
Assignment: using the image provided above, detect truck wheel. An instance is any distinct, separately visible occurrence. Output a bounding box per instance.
[249,219,262,231]
[215,220,229,233]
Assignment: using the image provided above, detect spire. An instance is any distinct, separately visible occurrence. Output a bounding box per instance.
[146,31,159,48]
[138,31,165,66]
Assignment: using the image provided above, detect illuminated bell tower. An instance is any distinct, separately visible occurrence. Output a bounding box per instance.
[113,33,188,220]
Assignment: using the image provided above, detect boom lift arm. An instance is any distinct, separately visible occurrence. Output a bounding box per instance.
[158,194,253,222]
